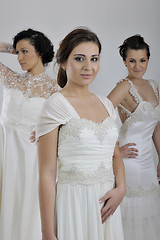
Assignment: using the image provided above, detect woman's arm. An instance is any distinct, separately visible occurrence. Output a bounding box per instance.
[0,42,16,54]
[100,142,126,223]
[152,122,160,179]
[107,80,130,109]
[38,128,58,240]
[0,43,20,87]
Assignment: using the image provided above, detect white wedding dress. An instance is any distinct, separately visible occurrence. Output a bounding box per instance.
[38,92,124,240]
[0,62,58,240]
[118,79,160,240]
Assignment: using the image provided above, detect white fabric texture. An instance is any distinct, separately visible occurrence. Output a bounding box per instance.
[118,79,160,240]
[38,92,124,240]
[0,62,58,240]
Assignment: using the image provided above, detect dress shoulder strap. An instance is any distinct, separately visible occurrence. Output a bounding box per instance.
[118,78,143,104]
[148,80,159,102]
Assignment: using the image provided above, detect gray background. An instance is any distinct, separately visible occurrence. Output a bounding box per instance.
[0,0,160,109]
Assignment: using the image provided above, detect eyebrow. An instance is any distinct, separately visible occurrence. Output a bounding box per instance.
[129,57,147,59]
[73,54,99,57]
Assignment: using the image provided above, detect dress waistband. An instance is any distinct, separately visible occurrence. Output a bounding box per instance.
[58,162,115,185]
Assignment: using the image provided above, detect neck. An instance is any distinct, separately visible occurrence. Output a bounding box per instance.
[28,64,45,76]
[62,82,90,97]
[126,75,143,82]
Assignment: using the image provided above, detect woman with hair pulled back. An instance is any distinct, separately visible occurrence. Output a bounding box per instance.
[108,35,160,240]
[0,28,59,240]
[37,27,125,240]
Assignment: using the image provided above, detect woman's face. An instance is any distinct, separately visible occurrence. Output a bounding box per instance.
[124,49,149,80]
[16,39,42,73]
[62,42,100,87]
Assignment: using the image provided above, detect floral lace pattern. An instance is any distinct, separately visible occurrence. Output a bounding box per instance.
[118,78,159,117]
[58,162,115,185]
[120,102,160,135]
[0,43,13,53]
[0,62,60,99]
[125,183,160,198]
[58,117,119,144]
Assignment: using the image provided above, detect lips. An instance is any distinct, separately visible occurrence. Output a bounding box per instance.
[80,74,92,79]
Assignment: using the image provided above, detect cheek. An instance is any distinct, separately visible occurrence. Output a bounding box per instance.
[126,63,134,70]
[93,63,99,73]
[68,63,79,75]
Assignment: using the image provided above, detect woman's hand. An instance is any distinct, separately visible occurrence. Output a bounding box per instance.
[99,187,125,224]
[29,131,36,143]
[119,143,138,158]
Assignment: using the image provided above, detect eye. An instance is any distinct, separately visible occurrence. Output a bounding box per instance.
[140,59,146,63]
[22,50,28,53]
[15,50,19,55]
[129,60,135,63]
[91,57,99,62]
[74,57,84,62]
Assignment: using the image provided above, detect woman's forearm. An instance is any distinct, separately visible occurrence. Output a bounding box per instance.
[39,173,56,238]
[113,143,126,193]
[152,122,160,160]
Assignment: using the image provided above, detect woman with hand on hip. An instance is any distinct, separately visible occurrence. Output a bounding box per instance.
[0,28,59,240]
[108,34,160,240]
[37,27,125,240]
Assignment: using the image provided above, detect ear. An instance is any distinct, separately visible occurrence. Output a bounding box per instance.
[123,60,127,67]
[61,63,66,71]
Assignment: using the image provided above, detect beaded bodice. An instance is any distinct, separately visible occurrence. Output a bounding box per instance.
[117,78,160,135]
[118,78,159,117]
[58,117,118,185]
[0,61,59,135]
[0,62,59,99]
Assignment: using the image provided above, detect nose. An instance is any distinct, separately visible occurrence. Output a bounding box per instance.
[17,52,23,62]
[83,60,91,70]
[134,61,141,69]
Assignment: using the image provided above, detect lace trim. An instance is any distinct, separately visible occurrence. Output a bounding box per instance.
[125,184,160,198]
[149,80,159,102]
[58,162,115,185]
[118,79,160,117]
[0,63,60,98]
[118,78,143,105]
[58,117,119,144]
[0,43,13,53]
[120,102,160,135]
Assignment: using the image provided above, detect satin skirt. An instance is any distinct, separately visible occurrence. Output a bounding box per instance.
[0,123,42,240]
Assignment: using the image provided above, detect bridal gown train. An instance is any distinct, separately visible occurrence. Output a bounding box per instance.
[118,79,160,240]
[38,92,124,240]
[0,62,58,240]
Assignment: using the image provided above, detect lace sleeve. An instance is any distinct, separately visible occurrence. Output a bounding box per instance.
[0,42,14,54]
[0,61,20,88]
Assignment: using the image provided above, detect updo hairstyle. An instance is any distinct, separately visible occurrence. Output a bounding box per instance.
[13,28,54,66]
[119,34,150,61]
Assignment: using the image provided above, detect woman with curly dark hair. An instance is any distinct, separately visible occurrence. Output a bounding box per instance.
[0,28,59,240]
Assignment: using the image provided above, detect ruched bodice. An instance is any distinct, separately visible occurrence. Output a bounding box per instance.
[58,117,118,185]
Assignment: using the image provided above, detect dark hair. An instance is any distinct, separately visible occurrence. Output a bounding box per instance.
[56,27,102,88]
[13,28,54,66]
[119,34,150,61]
